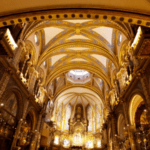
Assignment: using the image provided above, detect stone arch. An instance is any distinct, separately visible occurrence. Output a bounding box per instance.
[1,87,24,122]
[129,94,145,128]
[26,107,38,130]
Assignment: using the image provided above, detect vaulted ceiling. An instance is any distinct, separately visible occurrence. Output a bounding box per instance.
[1,1,148,131]
[21,19,134,112]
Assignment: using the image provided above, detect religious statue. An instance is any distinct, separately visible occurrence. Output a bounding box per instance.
[124,53,134,81]
[114,78,120,102]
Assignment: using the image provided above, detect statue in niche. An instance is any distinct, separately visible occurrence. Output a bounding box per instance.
[124,53,134,81]
[77,106,81,113]
[114,78,120,101]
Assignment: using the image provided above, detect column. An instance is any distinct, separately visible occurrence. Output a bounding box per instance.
[111,114,119,150]
[140,74,150,114]
[30,110,45,150]
[105,122,110,150]
[11,99,29,150]
[105,124,108,149]
[36,114,46,150]
[122,101,136,150]
[140,74,150,146]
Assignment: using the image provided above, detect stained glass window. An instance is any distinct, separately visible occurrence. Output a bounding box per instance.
[57,103,62,127]
[87,105,93,131]
[2,93,17,125]
[63,139,69,147]
[97,140,101,147]
[65,104,71,130]
[117,32,122,45]
[54,136,59,145]
[96,105,100,129]
[86,141,93,148]
[52,103,57,121]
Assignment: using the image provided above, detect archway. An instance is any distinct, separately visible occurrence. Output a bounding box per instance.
[129,93,149,131]
[14,107,37,150]
[129,94,145,128]
[0,92,20,150]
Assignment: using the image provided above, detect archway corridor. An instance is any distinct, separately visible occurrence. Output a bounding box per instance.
[0,2,150,150]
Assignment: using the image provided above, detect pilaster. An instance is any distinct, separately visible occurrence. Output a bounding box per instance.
[10,99,29,150]
[122,101,136,150]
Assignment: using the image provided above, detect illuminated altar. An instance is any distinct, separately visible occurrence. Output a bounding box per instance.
[51,98,104,150]
[72,132,83,146]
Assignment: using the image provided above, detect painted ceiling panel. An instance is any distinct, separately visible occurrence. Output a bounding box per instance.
[91,54,107,67]
[92,27,113,44]
[70,58,87,62]
[82,98,89,106]
[69,47,89,51]
[85,94,100,104]
[51,54,67,66]
[67,35,90,40]
[44,27,64,45]
[58,94,75,105]
[57,93,97,108]
[55,87,102,107]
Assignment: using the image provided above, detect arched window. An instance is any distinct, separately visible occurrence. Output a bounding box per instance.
[87,105,92,131]
[96,105,100,129]
[65,104,71,130]
[2,93,18,125]
[57,104,62,127]
[117,32,122,45]
[86,141,93,148]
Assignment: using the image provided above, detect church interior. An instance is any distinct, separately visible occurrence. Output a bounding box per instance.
[1,1,150,150]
